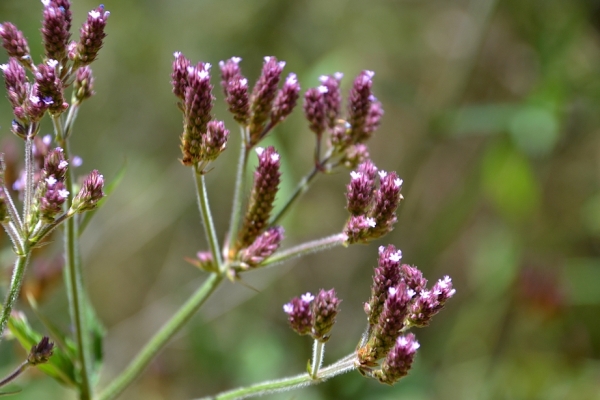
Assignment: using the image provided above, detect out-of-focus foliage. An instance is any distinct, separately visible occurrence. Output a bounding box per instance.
[1,0,600,398]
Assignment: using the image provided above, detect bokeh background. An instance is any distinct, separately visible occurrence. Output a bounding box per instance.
[1,0,600,399]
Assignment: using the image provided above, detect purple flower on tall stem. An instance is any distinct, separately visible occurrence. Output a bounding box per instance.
[35,60,67,115]
[319,73,342,129]
[70,169,104,213]
[303,86,327,137]
[270,73,300,126]
[347,70,374,142]
[373,333,419,385]
[346,160,378,216]
[311,289,341,342]
[171,52,190,101]
[1,58,29,117]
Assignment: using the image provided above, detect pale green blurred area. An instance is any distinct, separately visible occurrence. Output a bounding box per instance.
[1,0,600,399]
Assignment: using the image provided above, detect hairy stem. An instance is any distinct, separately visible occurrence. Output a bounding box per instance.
[197,352,357,400]
[260,233,346,269]
[310,340,325,378]
[97,273,224,400]
[0,360,29,388]
[0,254,30,341]
[194,165,223,270]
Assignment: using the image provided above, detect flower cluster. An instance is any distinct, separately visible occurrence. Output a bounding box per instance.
[283,289,341,342]
[0,1,108,137]
[171,52,230,169]
[219,56,300,146]
[356,245,455,383]
[343,160,403,244]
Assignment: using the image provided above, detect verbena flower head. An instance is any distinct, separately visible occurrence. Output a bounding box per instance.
[73,5,109,66]
[270,73,300,126]
[239,225,284,269]
[311,288,341,342]
[373,333,419,385]
[347,70,375,142]
[27,336,54,365]
[73,66,95,102]
[409,275,456,327]
[365,245,404,325]
[319,73,342,129]
[39,176,69,222]
[171,51,191,101]
[283,292,314,336]
[303,86,327,136]
[219,56,243,96]
[1,58,29,120]
[0,22,34,69]
[346,160,378,216]
[70,169,104,213]
[35,59,68,115]
[43,147,68,181]
[224,75,250,126]
[248,56,285,145]
[236,146,281,249]
[41,0,71,63]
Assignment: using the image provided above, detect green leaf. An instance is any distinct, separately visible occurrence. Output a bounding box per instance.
[78,159,127,236]
[7,314,78,388]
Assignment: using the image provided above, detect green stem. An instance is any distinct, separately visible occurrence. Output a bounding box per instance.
[0,254,30,341]
[194,165,223,270]
[97,273,224,400]
[225,127,249,260]
[198,352,357,400]
[22,137,34,232]
[1,222,24,255]
[310,340,325,378]
[260,233,346,269]
[60,139,93,400]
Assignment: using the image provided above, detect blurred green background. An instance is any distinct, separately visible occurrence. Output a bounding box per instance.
[1,0,600,398]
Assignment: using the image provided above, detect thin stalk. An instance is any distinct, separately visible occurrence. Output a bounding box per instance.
[60,139,93,400]
[97,272,224,400]
[0,254,30,341]
[310,340,325,378]
[225,127,249,260]
[0,160,23,234]
[22,137,34,232]
[30,212,71,245]
[197,352,357,400]
[260,233,346,269]
[0,360,29,388]
[1,221,24,255]
[194,165,223,270]
[64,102,81,140]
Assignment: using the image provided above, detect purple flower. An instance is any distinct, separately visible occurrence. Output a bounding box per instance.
[202,120,229,162]
[409,276,456,327]
[270,73,300,125]
[303,86,327,136]
[171,52,191,101]
[27,336,54,365]
[224,76,250,126]
[1,58,29,115]
[43,147,68,182]
[346,160,378,216]
[74,66,95,102]
[237,146,281,249]
[70,169,104,213]
[347,70,374,142]
[366,171,403,239]
[0,22,33,69]
[239,226,284,268]
[74,5,109,66]
[219,56,243,96]
[364,245,404,325]
[283,292,314,336]
[35,60,68,115]
[311,288,341,342]
[41,1,71,62]
[248,56,285,146]
[374,333,419,385]
[319,73,342,129]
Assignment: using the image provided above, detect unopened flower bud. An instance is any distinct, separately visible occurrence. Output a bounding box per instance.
[311,288,341,342]
[365,245,404,325]
[219,56,242,96]
[70,169,104,213]
[224,76,250,126]
[347,70,374,142]
[73,66,95,102]
[343,215,376,245]
[342,144,370,169]
[367,171,403,239]
[283,292,314,336]
[39,177,69,222]
[27,336,54,365]
[1,58,29,113]
[74,5,109,66]
[346,160,378,216]
[44,147,68,181]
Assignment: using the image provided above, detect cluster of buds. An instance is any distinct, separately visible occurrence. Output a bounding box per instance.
[343,160,403,244]
[219,56,300,147]
[356,245,455,384]
[171,53,230,169]
[0,1,105,138]
[30,147,69,224]
[302,70,382,170]
[283,289,341,342]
